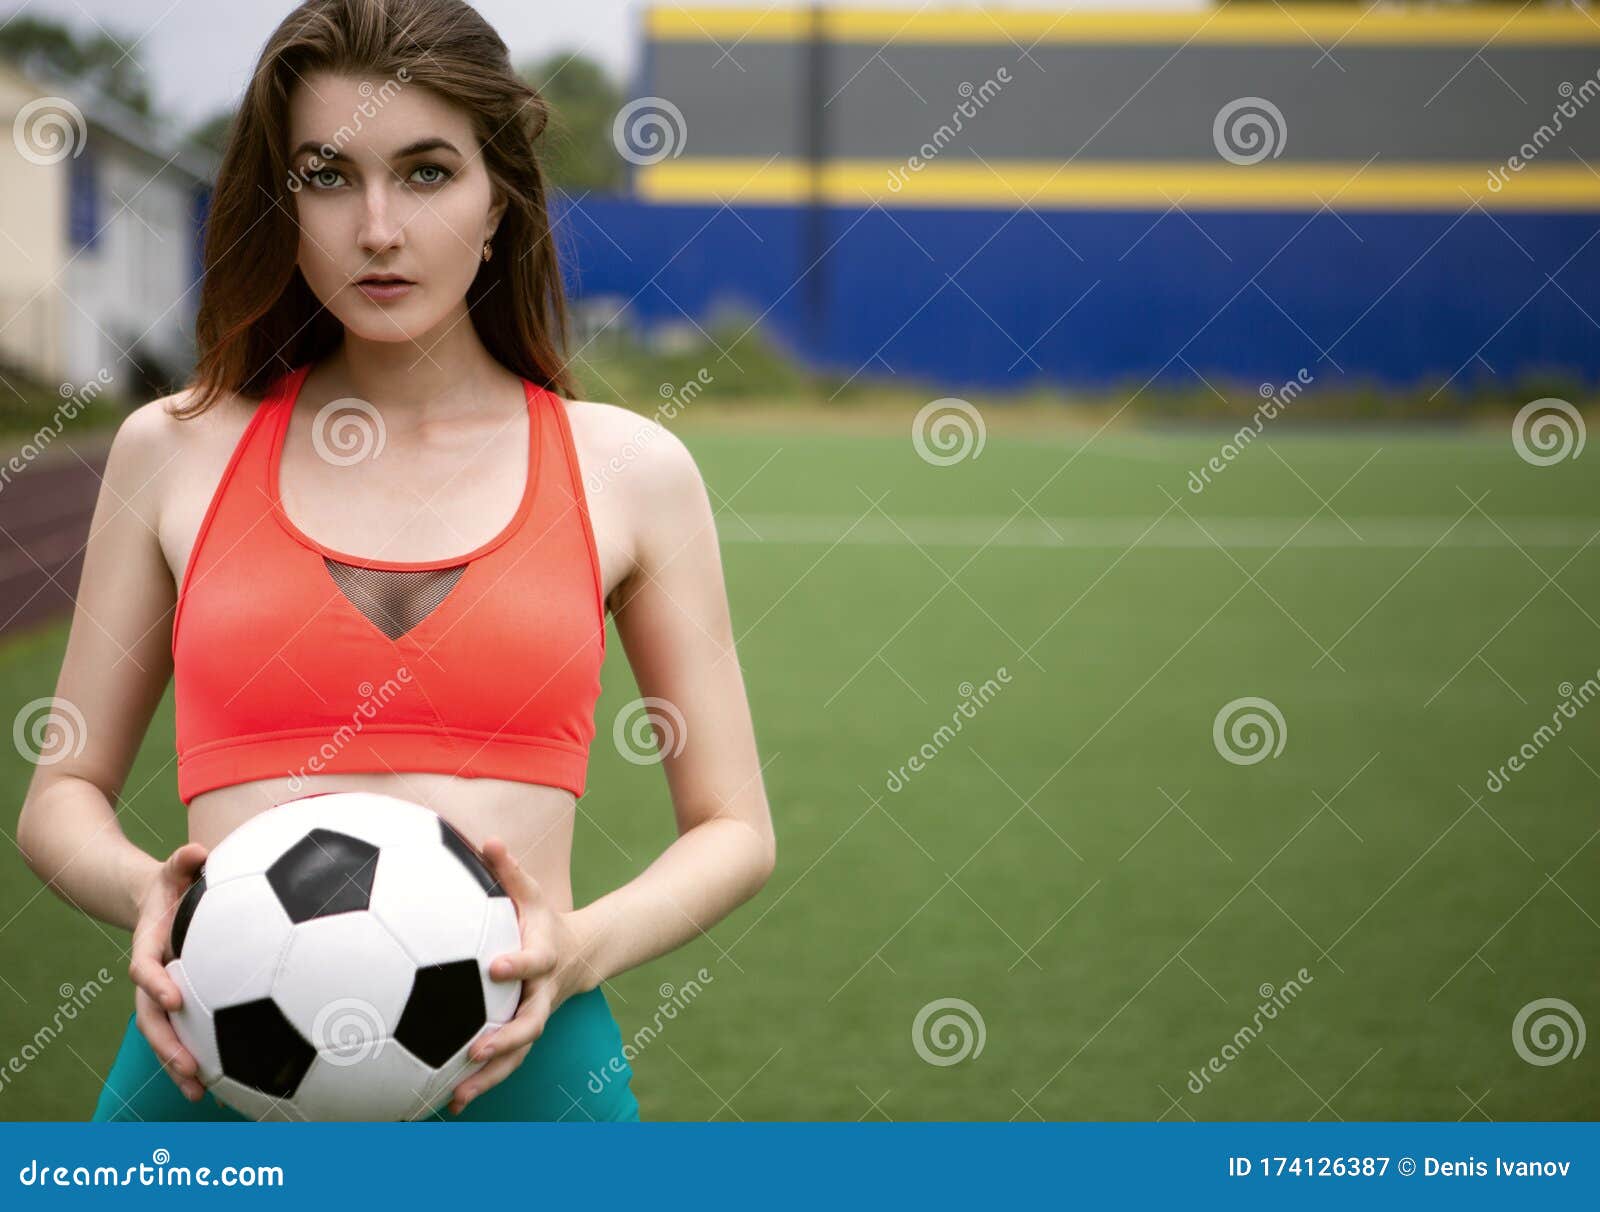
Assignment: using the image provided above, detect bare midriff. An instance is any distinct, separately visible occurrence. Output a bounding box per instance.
[187,773,579,911]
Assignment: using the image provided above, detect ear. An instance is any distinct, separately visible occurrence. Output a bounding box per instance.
[486,187,508,241]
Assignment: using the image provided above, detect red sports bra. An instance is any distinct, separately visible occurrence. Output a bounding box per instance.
[171,362,606,806]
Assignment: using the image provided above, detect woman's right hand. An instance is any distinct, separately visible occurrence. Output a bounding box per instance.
[127,841,210,1102]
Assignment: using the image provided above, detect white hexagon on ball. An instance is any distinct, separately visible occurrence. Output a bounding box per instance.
[294,1038,440,1122]
[175,874,293,1009]
[273,913,417,1049]
[369,841,489,968]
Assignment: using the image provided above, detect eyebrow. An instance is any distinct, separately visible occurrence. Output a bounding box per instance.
[290,137,463,162]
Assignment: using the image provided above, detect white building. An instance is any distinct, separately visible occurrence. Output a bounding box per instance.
[0,57,215,396]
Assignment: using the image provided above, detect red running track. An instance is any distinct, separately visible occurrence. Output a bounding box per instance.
[0,432,114,640]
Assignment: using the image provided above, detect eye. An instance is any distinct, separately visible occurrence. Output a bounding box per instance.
[409,163,452,186]
[301,166,346,190]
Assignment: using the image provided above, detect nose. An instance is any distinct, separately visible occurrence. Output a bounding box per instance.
[356,182,405,255]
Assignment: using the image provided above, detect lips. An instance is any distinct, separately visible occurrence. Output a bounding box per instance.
[354,274,416,303]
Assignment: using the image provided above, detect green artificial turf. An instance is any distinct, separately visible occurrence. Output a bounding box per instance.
[1,423,1595,1121]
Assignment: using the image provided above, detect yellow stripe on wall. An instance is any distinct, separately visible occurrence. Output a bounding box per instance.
[647,6,811,41]
[634,157,1600,210]
[645,5,1600,45]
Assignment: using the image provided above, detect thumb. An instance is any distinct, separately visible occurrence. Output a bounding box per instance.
[481,836,542,904]
[166,841,208,879]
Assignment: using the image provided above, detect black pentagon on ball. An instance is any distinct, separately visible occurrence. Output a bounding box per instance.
[438,818,506,897]
[266,828,380,923]
[170,870,206,959]
[215,998,316,1099]
[395,959,487,1068]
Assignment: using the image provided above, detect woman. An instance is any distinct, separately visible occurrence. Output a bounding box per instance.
[14,0,774,1122]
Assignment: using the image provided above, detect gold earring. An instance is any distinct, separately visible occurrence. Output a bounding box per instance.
[481,239,493,262]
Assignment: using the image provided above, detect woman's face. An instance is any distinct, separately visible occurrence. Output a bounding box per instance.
[286,70,505,343]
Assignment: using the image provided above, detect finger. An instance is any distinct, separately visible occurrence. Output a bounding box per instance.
[127,951,183,1013]
[165,842,209,881]
[479,836,543,905]
[448,1044,529,1114]
[139,846,207,997]
[473,987,552,1060]
[135,992,197,1077]
[487,943,556,983]
[134,992,202,1095]
[129,907,185,1009]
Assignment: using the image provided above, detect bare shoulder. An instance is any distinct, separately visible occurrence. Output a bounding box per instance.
[560,397,706,507]
[110,383,260,529]
[116,384,255,463]
[98,392,189,525]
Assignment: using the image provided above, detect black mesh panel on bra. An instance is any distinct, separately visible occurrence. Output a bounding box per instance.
[323,557,467,639]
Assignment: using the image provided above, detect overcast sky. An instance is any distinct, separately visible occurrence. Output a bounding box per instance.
[4,0,645,129]
[4,0,1204,131]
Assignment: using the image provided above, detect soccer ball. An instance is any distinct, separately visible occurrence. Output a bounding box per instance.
[163,791,521,1121]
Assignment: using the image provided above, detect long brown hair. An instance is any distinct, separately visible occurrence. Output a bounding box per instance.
[177,0,576,418]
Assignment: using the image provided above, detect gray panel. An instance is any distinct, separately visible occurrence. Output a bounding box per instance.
[647,42,811,157]
[649,40,1600,162]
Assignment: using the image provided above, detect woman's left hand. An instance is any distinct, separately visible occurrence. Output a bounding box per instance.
[447,835,590,1115]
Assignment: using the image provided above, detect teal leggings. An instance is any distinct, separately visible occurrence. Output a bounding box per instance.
[91,987,640,1122]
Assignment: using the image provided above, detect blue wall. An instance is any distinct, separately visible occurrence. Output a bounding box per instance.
[556,194,1600,395]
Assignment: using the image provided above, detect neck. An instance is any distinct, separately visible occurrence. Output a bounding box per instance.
[324,305,514,426]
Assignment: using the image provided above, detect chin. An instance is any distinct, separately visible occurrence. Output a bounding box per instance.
[340,316,440,342]
[330,300,445,343]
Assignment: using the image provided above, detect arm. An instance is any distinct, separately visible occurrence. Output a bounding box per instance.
[564,419,775,991]
[15,397,213,1101]
[15,399,183,932]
